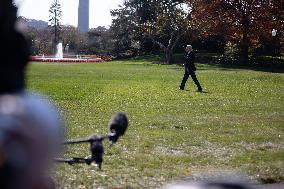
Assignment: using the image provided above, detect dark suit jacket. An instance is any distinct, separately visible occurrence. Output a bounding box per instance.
[184,51,196,74]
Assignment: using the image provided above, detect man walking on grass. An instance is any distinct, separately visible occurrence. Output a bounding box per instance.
[179,45,203,92]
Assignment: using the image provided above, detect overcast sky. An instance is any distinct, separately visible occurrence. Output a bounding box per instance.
[14,0,123,28]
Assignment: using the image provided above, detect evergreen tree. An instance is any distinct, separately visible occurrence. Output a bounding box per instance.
[49,0,62,52]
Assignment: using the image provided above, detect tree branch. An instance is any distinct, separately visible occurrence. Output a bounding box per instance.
[170,31,186,51]
[146,34,167,51]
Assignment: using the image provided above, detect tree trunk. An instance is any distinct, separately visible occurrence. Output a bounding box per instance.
[241,14,249,65]
[147,32,184,64]
[241,32,249,65]
[165,48,173,64]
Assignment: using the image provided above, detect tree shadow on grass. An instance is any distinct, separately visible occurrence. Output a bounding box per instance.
[164,62,284,73]
[208,63,284,73]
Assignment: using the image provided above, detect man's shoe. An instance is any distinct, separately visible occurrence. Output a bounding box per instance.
[179,87,184,91]
[197,88,203,92]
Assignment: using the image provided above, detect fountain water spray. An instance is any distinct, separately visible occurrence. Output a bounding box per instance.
[30,43,105,63]
[55,42,63,59]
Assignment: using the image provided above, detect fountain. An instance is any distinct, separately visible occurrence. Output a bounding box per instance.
[55,42,63,59]
[30,43,105,63]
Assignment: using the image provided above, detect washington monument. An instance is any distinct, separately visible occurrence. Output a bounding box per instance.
[78,0,89,32]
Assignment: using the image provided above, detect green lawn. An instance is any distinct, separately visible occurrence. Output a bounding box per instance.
[26,60,284,188]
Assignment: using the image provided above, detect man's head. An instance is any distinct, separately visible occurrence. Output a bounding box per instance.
[0,94,63,189]
[185,45,193,53]
[0,1,61,188]
[0,0,30,94]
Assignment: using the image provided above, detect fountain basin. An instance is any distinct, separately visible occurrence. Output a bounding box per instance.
[30,56,104,63]
[30,42,110,63]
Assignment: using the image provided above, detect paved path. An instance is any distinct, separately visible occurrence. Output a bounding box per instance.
[253,184,284,189]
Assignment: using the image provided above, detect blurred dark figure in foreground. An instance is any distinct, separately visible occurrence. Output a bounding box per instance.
[0,0,29,94]
[0,0,63,189]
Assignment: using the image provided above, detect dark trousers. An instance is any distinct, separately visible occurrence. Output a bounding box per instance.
[180,71,202,90]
